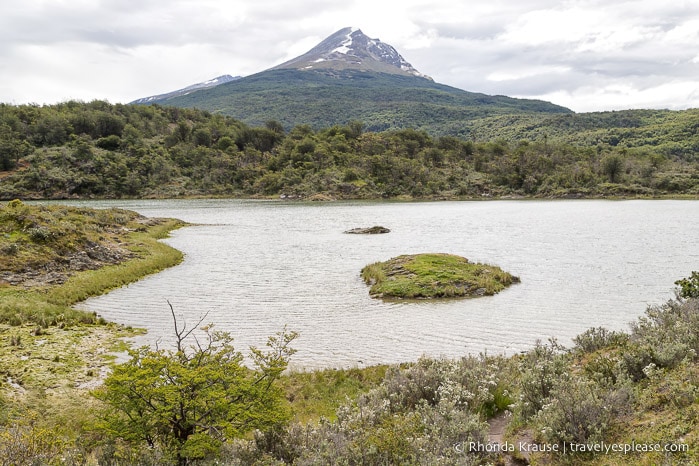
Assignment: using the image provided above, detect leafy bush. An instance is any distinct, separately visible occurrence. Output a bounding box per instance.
[95,134,122,150]
[0,417,81,466]
[675,271,699,299]
[93,307,298,466]
[28,226,53,243]
[238,355,510,464]
[611,295,699,382]
[515,339,569,420]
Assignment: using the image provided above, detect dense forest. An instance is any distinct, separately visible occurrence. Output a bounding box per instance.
[0,100,698,200]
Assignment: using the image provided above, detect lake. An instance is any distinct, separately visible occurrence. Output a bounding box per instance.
[69,199,699,369]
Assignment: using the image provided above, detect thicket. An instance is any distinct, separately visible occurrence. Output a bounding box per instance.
[0,101,698,201]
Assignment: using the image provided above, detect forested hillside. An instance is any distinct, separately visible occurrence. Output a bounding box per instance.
[468,109,699,160]
[0,101,698,200]
[150,69,571,134]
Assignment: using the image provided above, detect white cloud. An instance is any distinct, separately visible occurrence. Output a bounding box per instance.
[487,66,571,82]
[1,0,699,112]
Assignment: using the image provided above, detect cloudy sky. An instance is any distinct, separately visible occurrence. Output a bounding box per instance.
[2,0,699,112]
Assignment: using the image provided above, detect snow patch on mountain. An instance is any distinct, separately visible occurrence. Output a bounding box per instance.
[272,27,432,81]
[130,74,240,104]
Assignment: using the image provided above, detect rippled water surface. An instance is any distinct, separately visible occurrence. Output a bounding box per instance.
[69,199,699,369]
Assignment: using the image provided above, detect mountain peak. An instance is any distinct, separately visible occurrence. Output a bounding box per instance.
[271,27,432,80]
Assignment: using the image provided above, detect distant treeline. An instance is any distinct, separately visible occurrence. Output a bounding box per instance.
[0,101,698,200]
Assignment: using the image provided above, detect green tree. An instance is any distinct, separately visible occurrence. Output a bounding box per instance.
[0,124,30,171]
[675,271,699,299]
[602,154,623,183]
[265,119,285,134]
[94,304,298,465]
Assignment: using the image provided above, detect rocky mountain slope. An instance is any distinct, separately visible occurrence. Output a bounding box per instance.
[271,27,432,79]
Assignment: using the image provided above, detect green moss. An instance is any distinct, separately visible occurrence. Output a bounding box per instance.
[361,253,519,299]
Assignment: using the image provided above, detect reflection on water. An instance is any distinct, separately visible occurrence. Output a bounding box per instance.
[67,199,699,369]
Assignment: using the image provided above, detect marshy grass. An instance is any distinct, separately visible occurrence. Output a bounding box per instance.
[281,365,390,423]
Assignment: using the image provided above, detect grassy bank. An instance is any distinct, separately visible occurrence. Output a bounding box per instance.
[0,201,186,327]
[0,201,189,464]
[44,220,185,307]
[0,201,186,395]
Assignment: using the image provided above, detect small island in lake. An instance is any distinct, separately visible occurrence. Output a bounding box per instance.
[361,253,520,299]
[344,226,391,234]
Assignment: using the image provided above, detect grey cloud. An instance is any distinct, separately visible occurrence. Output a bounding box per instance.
[0,0,251,49]
[2,0,699,109]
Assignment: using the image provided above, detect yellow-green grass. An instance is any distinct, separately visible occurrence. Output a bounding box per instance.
[280,365,390,423]
[0,322,143,394]
[361,253,519,299]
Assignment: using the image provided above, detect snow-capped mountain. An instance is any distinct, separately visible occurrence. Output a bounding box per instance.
[130,75,240,104]
[130,28,432,106]
[272,27,432,80]
[131,27,570,133]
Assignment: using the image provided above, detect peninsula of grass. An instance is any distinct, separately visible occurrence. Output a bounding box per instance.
[0,200,189,456]
[0,199,187,327]
[361,253,520,299]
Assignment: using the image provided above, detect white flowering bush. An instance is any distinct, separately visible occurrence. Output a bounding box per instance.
[572,326,628,354]
[514,339,569,420]
[621,298,699,381]
[532,374,630,446]
[233,355,513,464]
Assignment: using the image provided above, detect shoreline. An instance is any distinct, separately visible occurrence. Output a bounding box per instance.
[0,206,187,398]
[5,191,699,203]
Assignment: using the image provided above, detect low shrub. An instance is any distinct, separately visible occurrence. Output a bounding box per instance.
[515,339,569,420]
[572,326,628,353]
[534,374,630,446]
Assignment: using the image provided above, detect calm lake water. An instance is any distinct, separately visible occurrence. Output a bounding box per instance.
[66,199,699,369]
